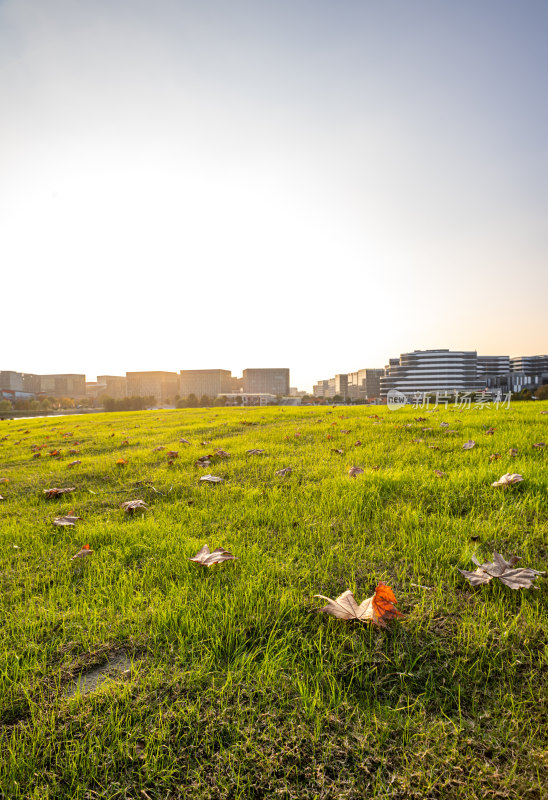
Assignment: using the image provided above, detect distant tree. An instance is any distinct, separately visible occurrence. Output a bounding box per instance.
[333,395,342,403]
[200,395,211,407]
[534,385,548,400]
[187,393,198,408]
[29,399,41,411]
[40,398,51,411]
[59,397,75,409]
[13,398,30,411]
[0,399,12,414]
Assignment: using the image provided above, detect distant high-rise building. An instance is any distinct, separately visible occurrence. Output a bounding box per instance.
[97,375,127,399]
[126,371,178,403]
[179,369,233,398]
[380,350,482,397]
[477,356,510,378]
[0,371,23,391]
[38,374,86,397]
[347,368,384,400]
[243,368,290,396]
[510,355,548,376]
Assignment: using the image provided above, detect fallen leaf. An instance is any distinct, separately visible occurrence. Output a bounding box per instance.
[33,452,41,459]
[189,544,236,566]
[275,467,292,477]
[462,440,476,450]
[485,427,496,435]
[71,544,93,560]
[67,460,81,468]
[167,451,178,458]
[153,446,165,451]
[354,440,362,446]
[179,438,190,444]
[246,449,265,455]
[120,499,148,513]
[348,466,364,478]
[53,513,82,527]
[0,478,9,484]
[491,473,524,487]
[314,583,404,628]
[200,441,210,446]
[68,449,80,455]
[489,453,501,462]
[116,458,127,466]
[509,448,518,457]
[428,445,440,450]
[331,448,344,455]
[195,456,211,467]
[199,474,223,484]
[533,442,545,448]
[434,469,447,477]
[458,552,544,589]
[214,449,230,458]
[44,487,75,498]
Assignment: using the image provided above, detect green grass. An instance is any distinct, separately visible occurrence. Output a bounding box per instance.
[0,403,547,799]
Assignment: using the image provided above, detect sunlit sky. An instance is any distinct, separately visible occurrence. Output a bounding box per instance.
[1,0,547,391]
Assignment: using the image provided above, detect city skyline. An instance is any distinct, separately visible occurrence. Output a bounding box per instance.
[2,1,547,390]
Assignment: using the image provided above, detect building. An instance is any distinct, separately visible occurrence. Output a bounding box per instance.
[179,369,233,399]
[477,356,510,379]
[243,368,290,396]
[38,374,86,398]
[0,371,24,391]
[312,380,330,399]
[380,350,483,398]
[97,375,127,399]
[347,368,384,400]
[510,355,548,376]
[22,373,42,393]
[126,371,179,404]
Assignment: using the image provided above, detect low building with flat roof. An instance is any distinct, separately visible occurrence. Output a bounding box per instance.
[179,369,233,399]
[243,368,290,396]
[126,371,179,403]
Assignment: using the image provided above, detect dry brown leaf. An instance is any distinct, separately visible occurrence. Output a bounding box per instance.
[68,449,80,455]
[167,451,178,458]
[116,458,127,466]
[246,449,265,455]
[179,438,190,444]
[485,427,496,435]
[71,544,93,560]
[489,453,501,462]
[491,473,524,487]
[434,469,447,478]
[354,440,362,446]
[199,474,223,484]
[67,460,81,468]
[0,478,9,484]
[459,552,544,589]
[348,466,364,478]
[189,544,236,566]
[428,445,440,450]
[44,487,75,499]
[331,448,344,455]
[509,448,518,457]
[275,467,292,477]
[33,452,41,459]
[315,583,403,628]
[195,456,211,467]
[533,442,545,448]
[53,512,81,527]
[200,441,210,446]
[462,440,476,450]
[153,446,165,451]
[121,499,148,513]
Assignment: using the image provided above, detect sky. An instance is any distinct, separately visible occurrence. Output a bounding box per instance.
[1,0,547,391]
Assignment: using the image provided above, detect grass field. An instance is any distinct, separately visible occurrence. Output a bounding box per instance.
[0,402,547,799]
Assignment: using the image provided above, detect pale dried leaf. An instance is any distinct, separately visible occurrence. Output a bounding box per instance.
[459,551,544,590]
[53,513,82,527]
[189,544,236,565]
[462,440,476,450]
[44,487,75,499]
[275,467,292,477]
[120,499,148,513]
[199,474,223,484]
[348,466,364,478]
[491,473,523,487]
[71,544,93,560]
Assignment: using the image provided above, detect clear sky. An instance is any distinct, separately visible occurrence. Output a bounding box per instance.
[1,0,547,391]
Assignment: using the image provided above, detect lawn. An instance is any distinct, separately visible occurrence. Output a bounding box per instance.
[0,403,547,799]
